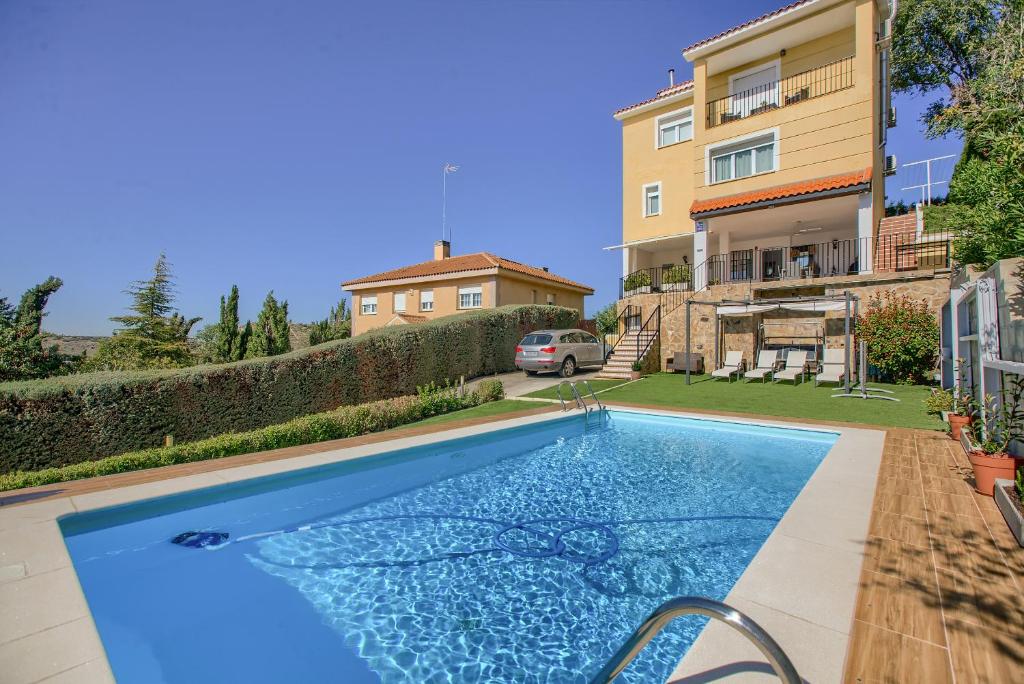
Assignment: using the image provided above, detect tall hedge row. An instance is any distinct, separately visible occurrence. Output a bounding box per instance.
[0,305,577,472]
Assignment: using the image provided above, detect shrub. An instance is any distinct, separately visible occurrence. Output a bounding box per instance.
[623,271,652,291]
[0,381,501,492]
[0,305,576,472]
[662,264,692,285]
[474,379,504,403]
[924,388,954,415]
[856,292,939,384]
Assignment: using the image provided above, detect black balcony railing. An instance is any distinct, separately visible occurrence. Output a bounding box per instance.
[706,56,855,129]
[619,231,953,298]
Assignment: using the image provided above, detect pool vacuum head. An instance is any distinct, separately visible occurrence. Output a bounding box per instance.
[171,531,229,549]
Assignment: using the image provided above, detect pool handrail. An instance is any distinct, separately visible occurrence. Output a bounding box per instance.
[589,596,800,684]
[578,380,603,412]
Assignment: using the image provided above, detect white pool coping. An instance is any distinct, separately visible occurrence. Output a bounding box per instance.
[0,407,883,684]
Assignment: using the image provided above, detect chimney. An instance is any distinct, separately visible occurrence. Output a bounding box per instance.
[542,266,549,272]
[434,240,450,261]
[668,68,675,87]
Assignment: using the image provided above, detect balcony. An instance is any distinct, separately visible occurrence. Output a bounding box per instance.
[706,56,854,129]
[619,230,953,298]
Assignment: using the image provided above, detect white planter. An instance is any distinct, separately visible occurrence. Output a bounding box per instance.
[623,286,652,297]
[662,282,690,293]
[994,479,1024,547]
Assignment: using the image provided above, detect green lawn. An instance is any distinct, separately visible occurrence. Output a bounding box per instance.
[396,399,552,429]
[592,373,943,430]
[522,378,628,400]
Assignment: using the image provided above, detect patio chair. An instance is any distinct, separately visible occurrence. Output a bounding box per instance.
[743,350,779,383]
[667,352,703,374]
[815,348,847,386]
[773,350,808,385]
[710,350,744,382]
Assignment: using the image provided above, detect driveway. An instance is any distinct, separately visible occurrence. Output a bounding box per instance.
[468,367,602,398]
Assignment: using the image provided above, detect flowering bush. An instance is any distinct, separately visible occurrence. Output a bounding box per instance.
[856,292,939,384]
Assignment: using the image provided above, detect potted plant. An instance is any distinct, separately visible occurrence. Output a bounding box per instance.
[967,377,1024,496]
[947,391,975,440]
[623,271,652,296]
[924,387,954,423]
[661,264,692,292]
[629,360,643,380]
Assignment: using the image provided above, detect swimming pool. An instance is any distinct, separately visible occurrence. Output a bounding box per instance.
[60,410,837,683]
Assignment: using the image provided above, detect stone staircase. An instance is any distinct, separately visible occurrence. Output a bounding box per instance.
[596,330,658,380]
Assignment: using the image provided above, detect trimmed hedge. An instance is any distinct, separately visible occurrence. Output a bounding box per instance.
[0,382,502,492]
[0,305,575,472]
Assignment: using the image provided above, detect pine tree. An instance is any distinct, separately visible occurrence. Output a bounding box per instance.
[246,291,290,358]
[214,285,241,363]
[89,254,200,370]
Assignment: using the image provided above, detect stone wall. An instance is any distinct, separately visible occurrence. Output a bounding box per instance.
[620,270,951,371]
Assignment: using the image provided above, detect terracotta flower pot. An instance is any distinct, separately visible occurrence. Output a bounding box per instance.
[948,414,971,440]
[629,371,641,380]
[968,451,1021,496]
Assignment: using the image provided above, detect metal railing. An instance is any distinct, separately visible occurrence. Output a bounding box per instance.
[579,379,604,412]
[635,305,661,363]
[707,56,854,128]
[590,596,800,684]
[619,231,953,294]
[556,380,586,412]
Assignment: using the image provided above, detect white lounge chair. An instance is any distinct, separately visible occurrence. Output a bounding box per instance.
[773,350,808,384]
[711,350,744,382]
[744,350,779,383]
[815,348,847,386]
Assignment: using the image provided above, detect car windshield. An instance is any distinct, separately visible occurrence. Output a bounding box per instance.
[520,334,552,346]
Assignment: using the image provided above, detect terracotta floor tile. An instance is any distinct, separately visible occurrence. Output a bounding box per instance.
[945,619,1024,682]
[882,453,918,470]
[855,569,946,646]
[878,465,920,482]
[920,474,971,495]
[919,462,970,480]
[875,478,922,497]
[843,620,952,684]
[869,511,931,548]
[873,492,928,520]
[936,568,1024,638]
[925,491,984,518]
[862,536,933,581]
[928,511,996,547]
[931,536,1018,584]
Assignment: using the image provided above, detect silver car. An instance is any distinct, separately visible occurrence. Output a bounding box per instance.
[515,329,604,377]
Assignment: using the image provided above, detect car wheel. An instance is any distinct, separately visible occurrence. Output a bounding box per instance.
[559,357,576,378]
[523,370,537,376]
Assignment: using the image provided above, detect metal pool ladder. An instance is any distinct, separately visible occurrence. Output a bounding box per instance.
[589,596,801,684]
[556,380,604,414]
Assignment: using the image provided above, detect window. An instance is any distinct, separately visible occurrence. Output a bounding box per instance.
[546,293,556,305]
[582,333,599,344]
[393,292,406,312]
[520,334,552,345]
[656,108,693,148]
[643,183,661,217]
[420,290,433,311]
[360,295,377,315]
[457,285,483,309]
[729,62,779,118]
[710,134,776,183]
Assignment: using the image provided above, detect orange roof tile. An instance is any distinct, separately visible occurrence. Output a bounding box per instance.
[614,80,694,118]
[342,252,594,292]
[690,167,873,216]
[682,0,817,54]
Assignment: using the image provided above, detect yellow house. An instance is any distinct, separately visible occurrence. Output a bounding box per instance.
[342,241,594,336]
[611,0,894,290]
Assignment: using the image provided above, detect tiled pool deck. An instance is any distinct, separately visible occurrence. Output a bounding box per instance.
[1,406,1021,682]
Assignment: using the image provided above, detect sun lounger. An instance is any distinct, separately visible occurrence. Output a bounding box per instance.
[815,348,846,386]
[743,350,779,383]
[773,350,808,384]
[710,350,744,382]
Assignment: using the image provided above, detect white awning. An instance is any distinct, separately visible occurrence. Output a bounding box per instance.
[716,301,848,316]
[602,232,695,251]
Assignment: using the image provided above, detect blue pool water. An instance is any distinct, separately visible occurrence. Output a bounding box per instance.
[61,411,836,683]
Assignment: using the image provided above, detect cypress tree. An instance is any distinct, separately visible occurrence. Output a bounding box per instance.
[215,285,241,363]
[246,291,289,358]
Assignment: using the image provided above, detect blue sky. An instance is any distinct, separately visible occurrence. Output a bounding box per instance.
[0,0,962,335]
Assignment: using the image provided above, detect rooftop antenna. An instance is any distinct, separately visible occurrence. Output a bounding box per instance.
[442,163,459,242]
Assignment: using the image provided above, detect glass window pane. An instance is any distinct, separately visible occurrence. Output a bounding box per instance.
[659,128,674,147]
[755,144,774,173]
[677,120,692,141]
[734,149,753,178]
[714,155,732,181]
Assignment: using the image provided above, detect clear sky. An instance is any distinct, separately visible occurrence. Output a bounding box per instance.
[0,0,963,336]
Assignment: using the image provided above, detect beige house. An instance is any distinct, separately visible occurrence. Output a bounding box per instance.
[342,241,593,336]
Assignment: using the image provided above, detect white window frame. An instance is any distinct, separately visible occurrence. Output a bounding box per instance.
[393,292,406,313]
[643,182,662,217]
[727,60,781,119]
[457,285,483,310]
[654,106,693,149]
[704,127,780,185]
[420,289,434,311]
[360,295,378,315]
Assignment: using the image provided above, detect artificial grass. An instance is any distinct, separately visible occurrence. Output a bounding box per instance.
[522,379,628,400]
[397,399,552,428]
[593,373,944,430]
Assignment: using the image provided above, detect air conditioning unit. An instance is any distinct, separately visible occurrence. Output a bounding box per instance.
[887,106,897,128]
[884,155,897,176]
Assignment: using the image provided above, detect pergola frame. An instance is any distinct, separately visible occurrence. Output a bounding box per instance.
[684,291,859,390]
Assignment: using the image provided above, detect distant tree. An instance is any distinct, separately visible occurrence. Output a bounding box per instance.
[246,291,290,358]
[88,254,201,370]
[308,298,351,346]
[192,323,220,364]
[238,320,253,359]
[0,276,78,381]
[215,285,242,362]
[593,302,619,338]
